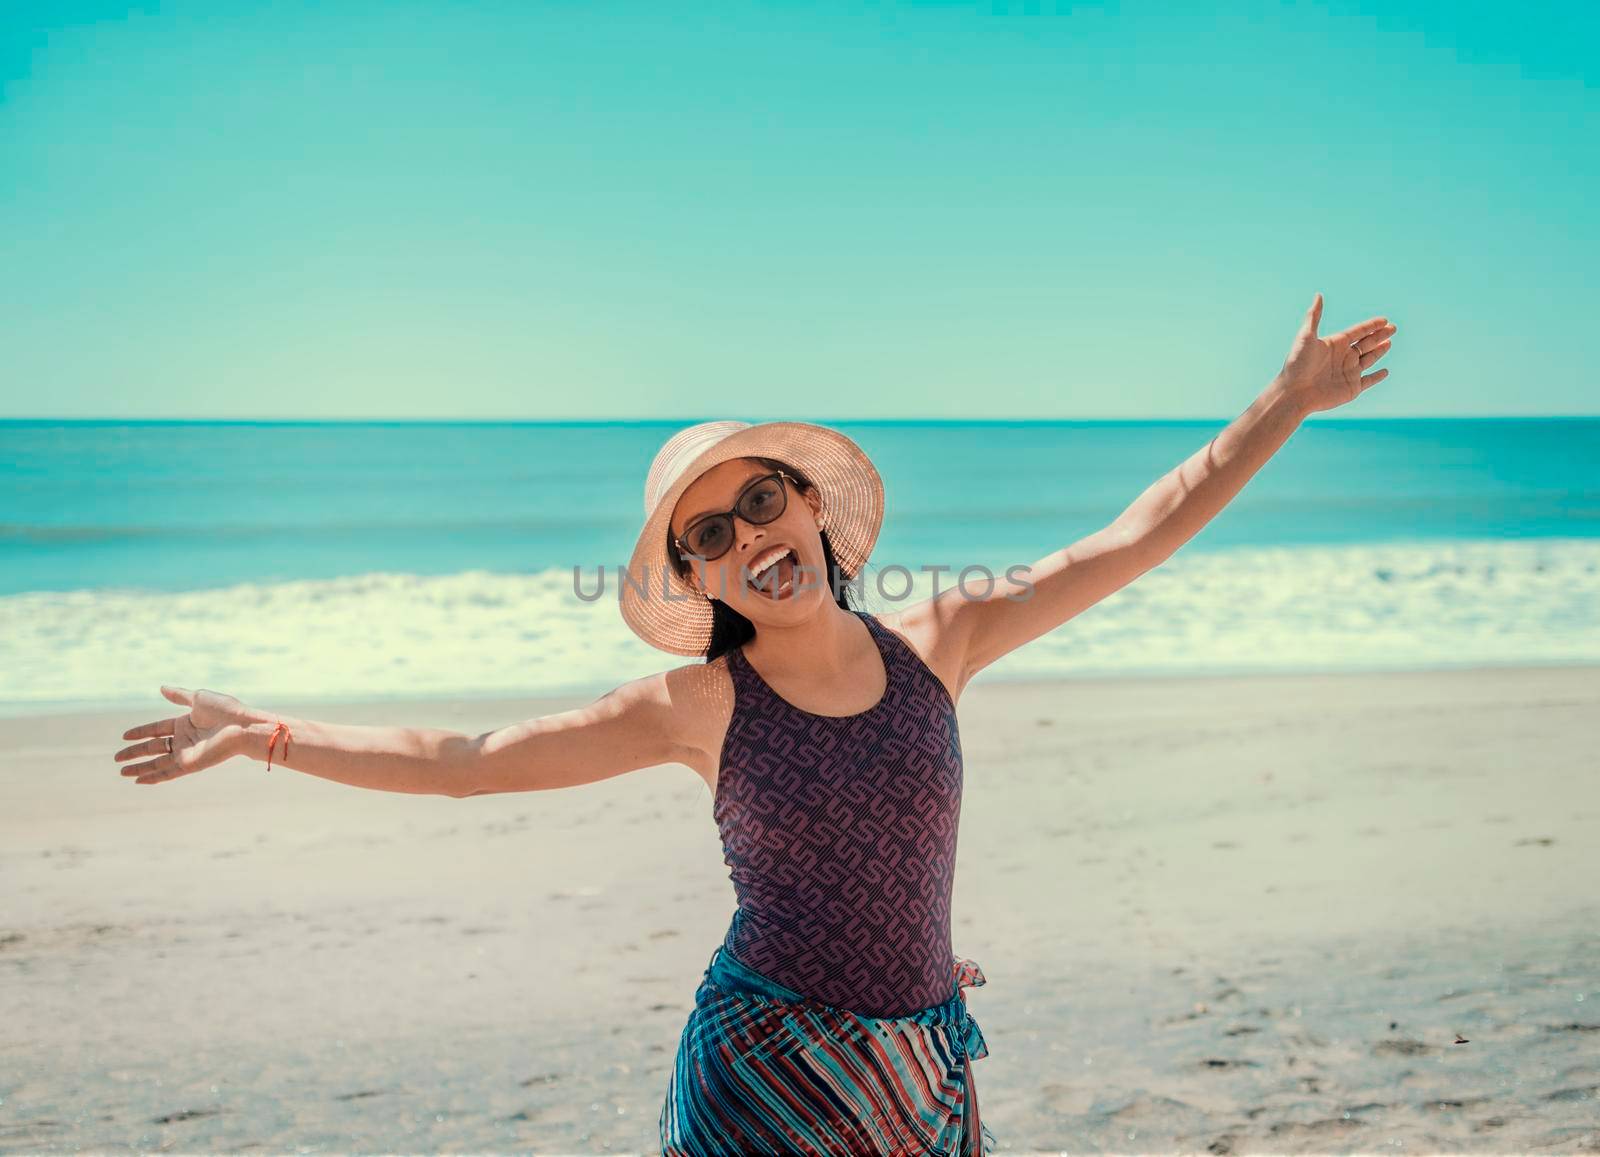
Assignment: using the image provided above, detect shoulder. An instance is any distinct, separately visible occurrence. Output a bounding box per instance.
[658,653,738,786]
[864,598,966,707]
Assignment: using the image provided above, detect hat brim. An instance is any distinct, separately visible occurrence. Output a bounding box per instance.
[618,422,884,656]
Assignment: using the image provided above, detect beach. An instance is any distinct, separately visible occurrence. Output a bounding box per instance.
[5,0,1596,1150]
[3,662,1598,1155]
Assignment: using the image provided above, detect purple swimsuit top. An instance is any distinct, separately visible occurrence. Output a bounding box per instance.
[712,608,965,1017]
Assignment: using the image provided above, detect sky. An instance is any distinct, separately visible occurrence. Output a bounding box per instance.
[1,1,1595,420]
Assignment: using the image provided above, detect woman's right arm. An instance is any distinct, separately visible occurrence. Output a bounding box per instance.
[117,670,706,797]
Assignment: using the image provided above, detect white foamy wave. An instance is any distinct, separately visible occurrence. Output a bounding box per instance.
[2,538,1597,717]
[963,536,1600,684]
[0,569,652,718]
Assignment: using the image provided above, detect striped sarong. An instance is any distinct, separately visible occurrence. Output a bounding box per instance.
[660,943,997,1155]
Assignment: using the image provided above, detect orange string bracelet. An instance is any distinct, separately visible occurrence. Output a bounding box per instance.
[265,720,294,772]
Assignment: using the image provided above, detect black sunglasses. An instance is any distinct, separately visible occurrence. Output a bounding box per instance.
[673,471,799,563]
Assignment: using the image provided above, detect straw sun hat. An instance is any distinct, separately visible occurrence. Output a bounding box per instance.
[619,420,885,656]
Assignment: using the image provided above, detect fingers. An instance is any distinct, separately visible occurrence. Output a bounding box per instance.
[124,687,194,741]
[1351,323,1398,352]
[118,746,176,780]
[127,758,183,784]
[122,716,177,742]
[1334,316,1391,345]
[116,731,181,782]
[118,731,234,783]
[1356,337,1394,368]
[1302,292,1324,336]
[114,736,171,763]
[122,746,189,784]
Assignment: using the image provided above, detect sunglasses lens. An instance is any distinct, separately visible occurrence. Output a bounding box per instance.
[738,476,787,524]
[686,517,733,559]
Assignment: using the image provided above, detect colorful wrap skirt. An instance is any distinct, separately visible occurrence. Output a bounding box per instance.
[659,943,997,1156]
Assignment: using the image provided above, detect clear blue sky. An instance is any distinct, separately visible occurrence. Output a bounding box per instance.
[2,1,1594,420]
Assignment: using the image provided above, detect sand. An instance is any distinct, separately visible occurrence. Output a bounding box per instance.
[3,663,1598,1155]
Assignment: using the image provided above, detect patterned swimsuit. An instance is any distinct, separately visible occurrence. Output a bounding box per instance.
[660,608,995,1155]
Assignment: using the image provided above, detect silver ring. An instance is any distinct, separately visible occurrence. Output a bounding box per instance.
[165,736,174,754]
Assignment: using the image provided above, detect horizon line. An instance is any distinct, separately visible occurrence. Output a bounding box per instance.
[3,414,1597,425]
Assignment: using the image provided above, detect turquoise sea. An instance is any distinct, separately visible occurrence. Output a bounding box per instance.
[2,418,1597,716]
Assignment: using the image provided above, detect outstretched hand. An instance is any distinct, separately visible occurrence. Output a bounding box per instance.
[1277,293,1398,414]
[115,684,254,785]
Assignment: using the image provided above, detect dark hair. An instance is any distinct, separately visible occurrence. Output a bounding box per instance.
[666,455,859,662]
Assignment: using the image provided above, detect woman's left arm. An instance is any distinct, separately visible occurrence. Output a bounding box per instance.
[939,294,1398,686]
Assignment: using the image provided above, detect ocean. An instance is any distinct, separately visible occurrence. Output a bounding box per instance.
[2,418,1597,717]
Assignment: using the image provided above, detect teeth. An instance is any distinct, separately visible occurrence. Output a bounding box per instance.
[749,546,794,582]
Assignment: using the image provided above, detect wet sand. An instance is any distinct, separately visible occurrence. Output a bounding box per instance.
[3,663,1597,1154]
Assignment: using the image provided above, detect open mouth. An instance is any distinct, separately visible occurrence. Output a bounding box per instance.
[744,545,797,599]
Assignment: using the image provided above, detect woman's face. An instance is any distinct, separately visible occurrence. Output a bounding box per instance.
[669,458,829,621]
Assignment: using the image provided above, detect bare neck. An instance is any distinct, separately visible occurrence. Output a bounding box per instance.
[740,603,870,681]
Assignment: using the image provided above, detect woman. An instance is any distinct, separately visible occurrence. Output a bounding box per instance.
[114,294,1396,1155]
